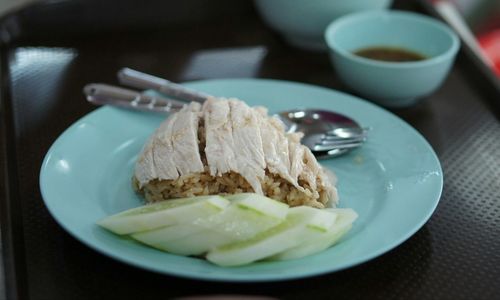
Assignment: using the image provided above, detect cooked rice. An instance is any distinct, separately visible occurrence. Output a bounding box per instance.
[133,169,329,208]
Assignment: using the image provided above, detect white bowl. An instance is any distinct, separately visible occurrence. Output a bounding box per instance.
[254,0,393,51]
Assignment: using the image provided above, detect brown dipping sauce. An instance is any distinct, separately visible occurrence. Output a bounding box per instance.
[353,46,428,62]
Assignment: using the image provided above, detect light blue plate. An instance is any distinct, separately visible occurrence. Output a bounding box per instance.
[40,79,442,281]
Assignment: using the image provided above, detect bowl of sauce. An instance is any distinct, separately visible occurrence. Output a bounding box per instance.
[353,47,427,62]
[325,10,460,107]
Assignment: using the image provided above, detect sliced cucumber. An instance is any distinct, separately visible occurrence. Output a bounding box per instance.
[206,206,337,267]
[270,208,358,261]
[132,193,289,256]
[196,193,289,239]
[97,195,229,235]
[130,222,205,246]
[98,192,356,265]
[135,229,231,256]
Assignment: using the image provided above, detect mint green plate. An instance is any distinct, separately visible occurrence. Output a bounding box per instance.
[40,79,442,281]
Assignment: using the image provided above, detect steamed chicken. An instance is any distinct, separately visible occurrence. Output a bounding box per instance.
[133,97,338,208]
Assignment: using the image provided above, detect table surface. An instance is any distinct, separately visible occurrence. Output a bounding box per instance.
[1,1,499,299]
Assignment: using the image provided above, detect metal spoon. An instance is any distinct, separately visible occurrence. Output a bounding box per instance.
[276,109,367,159]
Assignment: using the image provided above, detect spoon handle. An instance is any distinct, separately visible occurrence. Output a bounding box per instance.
[117,68,210,103]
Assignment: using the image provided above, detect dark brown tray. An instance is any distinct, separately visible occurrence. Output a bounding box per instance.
[1,1,499,299]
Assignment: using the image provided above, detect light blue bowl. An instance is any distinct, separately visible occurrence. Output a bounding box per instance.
[254,0,392,51]
[325,10,460,107]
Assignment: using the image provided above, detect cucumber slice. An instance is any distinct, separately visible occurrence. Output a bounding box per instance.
[270,208,358,261]
[196,193,289,239]
[224,193,289,220]
[135,229,231,256]
[130,221,205,246]
[131,220,229,256]
[97,195,229,235]
[132,193,289,256]
[206,206,336,267]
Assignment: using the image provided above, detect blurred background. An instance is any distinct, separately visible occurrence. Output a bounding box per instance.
[0,1,498,300]
[441,0,500,76]
[0,0,496,75]
[0,0,38,15]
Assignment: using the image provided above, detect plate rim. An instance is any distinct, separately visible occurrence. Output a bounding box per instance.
[39,78,443,281]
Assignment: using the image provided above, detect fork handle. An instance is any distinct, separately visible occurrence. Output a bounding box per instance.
[117,68,210,103]
[83,83,185,113]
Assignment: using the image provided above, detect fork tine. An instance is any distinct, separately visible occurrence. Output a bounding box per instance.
[325,127,370,137]
[312,141,364,152]
[320,138,365,146]
[320,134,367,143]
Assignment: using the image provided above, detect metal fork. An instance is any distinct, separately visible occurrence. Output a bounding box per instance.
[83,68,367,156]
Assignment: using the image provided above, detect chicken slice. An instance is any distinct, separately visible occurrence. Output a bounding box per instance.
[170,102,204,176]
[134,137,157,188]
[299,148,320,198]
[134,102,204,187]
[151,113,181,181]
[135,113,179,187]
[288,131,338,207]
[318,166,339,206]
[287,132,305,183]
[228,99,266,194]
[256,109,299,187]
[203,98,237,176]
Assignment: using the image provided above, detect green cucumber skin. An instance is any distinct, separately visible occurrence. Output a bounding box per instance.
[227,193,289,220]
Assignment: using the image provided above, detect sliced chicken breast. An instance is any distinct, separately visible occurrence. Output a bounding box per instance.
[170,102,204,176]
[227,99,266,194]
[135,97,337,207]
[203,98,238,176]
